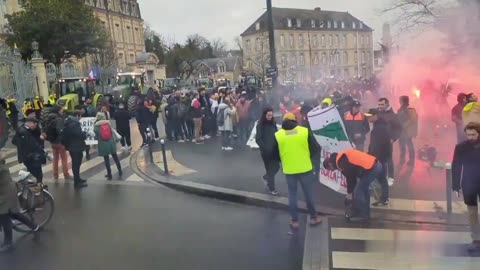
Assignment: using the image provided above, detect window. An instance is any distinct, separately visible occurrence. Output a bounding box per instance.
[256,38,261,51]
[255,22,260,31]
[343,51,348,64]
[322,53,327,65]
[352,21,356,29]
[218,63,226,73]
[289,34,294,48]
[365,35,370,46]
[287,18,292,27]
[344,68,349,78]
[281,55,287,67]
[314,53,320,65]
[319,20,324,28]
[118,53,124,66]
[354,51,357,62]
[299,53,305,66]
[359,22,364,29]
[311,19,316,28]
[312,35,318,48]
[361,51,365,63]
[126,26,132,43]
[321,35,325,47]
[129,54,135,63]
[353,36,357,46]
[333,21,338,28]
[342,35,347,48]
[296,18,302,27]
[327,21,331,28]
[335,35,339,47]
[290,55,296,66]
[341,21,345,29]
[328,35,333,47]
[366,52,370,63]
[298,34,304,48]
[335,53,340,64]
[280,34,285,48]
[115,23,122,42]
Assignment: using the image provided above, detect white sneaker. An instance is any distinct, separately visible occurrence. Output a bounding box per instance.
[388,177,395,187]
[204,135,211,139]
[199,136,205,141]
[224,147,233,151]
[178,140,185,143]
[192,139,197,143]
[221,147,226,150]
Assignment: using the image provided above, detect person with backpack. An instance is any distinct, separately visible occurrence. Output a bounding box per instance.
[217,97,237,151]
[94,112,122,180]
[62,111,88,189]
[44,105,71,181]
[136,100,152,147]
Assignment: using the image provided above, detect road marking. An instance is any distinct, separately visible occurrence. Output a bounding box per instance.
[333,251,480,270]
[331,227,470,243]
[124,173,143,182]
[152,150,196,176]
[372,197,467,214]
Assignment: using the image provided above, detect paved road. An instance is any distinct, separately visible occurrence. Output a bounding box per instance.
[0,181,305,270]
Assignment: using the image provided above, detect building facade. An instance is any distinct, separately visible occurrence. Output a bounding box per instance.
[85,0,146,69]
[241,7,374,83]
[182,57,242,85]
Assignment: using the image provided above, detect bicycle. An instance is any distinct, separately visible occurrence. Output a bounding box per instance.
[11,170,55,233]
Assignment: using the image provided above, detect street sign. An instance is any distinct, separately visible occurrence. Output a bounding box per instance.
[266,67,277,78]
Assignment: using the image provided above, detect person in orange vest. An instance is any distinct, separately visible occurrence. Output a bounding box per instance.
[343,100,370,151]
[323,149,383,220]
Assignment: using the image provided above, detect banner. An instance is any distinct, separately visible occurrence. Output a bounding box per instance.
[307,106,353,194]
[79,117,97,145]
[246,121,282,149]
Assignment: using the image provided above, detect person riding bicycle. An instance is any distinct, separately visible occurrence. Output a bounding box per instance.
[0,143,39,252]
[12,116,46,184]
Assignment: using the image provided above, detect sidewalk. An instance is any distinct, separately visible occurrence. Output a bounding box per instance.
[133,139,469,225]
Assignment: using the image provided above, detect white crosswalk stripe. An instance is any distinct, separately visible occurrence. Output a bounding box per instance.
[90,155,131,181]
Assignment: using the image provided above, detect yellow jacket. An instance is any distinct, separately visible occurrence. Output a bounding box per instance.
[463,102,480,127]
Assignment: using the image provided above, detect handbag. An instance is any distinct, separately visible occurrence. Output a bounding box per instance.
[112,128,122,141]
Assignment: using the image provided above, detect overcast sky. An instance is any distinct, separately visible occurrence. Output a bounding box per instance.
[137,0,388,48]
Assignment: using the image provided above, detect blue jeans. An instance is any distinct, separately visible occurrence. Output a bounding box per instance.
[354,162,383,218]
[286,171,318,222]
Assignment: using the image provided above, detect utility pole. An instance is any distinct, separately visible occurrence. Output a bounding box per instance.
[266,0,277,86]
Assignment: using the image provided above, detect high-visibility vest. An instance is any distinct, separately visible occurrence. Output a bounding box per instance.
[48,96,56,105]
[34,98,42,110]
[336,149,376,171]
[344,112,365,121]
[275,126,312,174]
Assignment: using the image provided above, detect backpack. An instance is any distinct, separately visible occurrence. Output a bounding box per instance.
[99,123,112,141]
[46,118,59,142]
[217,108,226,126]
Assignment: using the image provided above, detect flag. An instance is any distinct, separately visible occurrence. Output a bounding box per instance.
[88,70,95,80]
[308,105,353,194]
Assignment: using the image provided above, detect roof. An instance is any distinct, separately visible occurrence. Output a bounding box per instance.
[135,52,159,64]
[241,7,373,36]
[190,57,240,72]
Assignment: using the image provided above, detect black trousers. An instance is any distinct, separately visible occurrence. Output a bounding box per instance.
[138,123,148,144]
[261,154,280,191]
[119,128,131,147]
[9,114,18,130]
[104,153,122,177]
[0,211,36,244]
[24,160,43,183]
[69,151,83,183]
[151,118,159,139]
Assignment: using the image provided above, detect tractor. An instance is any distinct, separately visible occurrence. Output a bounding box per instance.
[111,72,157,112]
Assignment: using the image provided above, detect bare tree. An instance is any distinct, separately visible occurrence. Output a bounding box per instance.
[234,36,244,57]
[382,0,452,32]
[211,38,228,57]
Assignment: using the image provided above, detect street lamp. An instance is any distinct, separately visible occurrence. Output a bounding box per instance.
[32,39,41,59]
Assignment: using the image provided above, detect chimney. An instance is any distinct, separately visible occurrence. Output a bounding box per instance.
[314,7,321,12]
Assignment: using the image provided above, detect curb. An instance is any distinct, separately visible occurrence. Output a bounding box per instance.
[131,148,469,227]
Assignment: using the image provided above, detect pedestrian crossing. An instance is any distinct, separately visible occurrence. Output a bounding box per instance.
[304,217,480,270]
[0,147,145,184]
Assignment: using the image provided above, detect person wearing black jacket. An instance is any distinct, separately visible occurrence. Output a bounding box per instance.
[367,110,392,206]
[199,88,212,138]
[62,114,88,189]
[452,122,480,251]
[114,103,132,150]
[12,117,46,183]
[377,98,402,183]
[255,107,279,195]
[136,101,152,147]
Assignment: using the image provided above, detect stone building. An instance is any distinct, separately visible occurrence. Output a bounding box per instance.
[241,7,374,83]
[182,57,242,85]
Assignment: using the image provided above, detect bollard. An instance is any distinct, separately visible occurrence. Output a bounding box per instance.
[147,128,154,163]
[160,139,169,175]
[445,162,453,215]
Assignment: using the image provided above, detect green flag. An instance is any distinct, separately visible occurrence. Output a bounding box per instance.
[312,121,348,141]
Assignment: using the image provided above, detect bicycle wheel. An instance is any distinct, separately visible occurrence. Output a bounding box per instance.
[13,190,55,233]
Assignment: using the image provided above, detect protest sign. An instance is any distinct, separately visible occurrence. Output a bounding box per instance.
[246,121,282,149]
[79,117,97,145]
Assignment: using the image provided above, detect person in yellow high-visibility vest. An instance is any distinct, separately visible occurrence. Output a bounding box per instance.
[272,112,322,229]
[33,96,43,119]
[22,100,34,118]
[47,94,56,106]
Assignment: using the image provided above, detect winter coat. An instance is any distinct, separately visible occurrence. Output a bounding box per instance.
[397,106,418,138]
[368,118,393,163]
[62,116,86,153]
[0,159,18,214]
[343,111,370,143]
[463,102,480,127]
[12,125,45,164]
[255,120,278,157]
[217,102,236,132]
[236,100,251,121]
[452,140,480,191]
[114,108,131,133]
[377,108,403,142]
[94,120,117,156]
[136,105,152,125]
[44,112,64,144]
